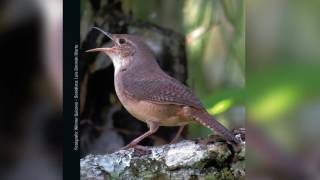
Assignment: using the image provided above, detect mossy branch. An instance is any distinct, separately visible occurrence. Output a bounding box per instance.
[80,129,245,180]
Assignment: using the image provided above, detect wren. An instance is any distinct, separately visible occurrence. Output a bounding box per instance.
[86,27,239,149]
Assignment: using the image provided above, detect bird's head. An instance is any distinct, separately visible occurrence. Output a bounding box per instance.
[86,27,147,70]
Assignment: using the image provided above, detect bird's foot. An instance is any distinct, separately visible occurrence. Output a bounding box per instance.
[169,137,181,144]
[232,128,245,142]
[132,145,149,151]
[201,135,226,145]
[120,144,149,151]
[169,126,185,144]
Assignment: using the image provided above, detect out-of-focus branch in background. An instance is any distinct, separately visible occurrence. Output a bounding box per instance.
[0,0,62,179]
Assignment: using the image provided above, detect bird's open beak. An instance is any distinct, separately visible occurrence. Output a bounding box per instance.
[86,27,117,53]
[91,27,116,43]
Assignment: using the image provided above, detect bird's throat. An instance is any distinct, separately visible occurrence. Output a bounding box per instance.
[112,57,131,75]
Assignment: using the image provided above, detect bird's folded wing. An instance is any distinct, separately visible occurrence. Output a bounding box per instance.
[122,74,204,110]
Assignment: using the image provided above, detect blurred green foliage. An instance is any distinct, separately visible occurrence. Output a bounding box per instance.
[183,0,244,136]
[247,64,320,122]
[247,0,320,177]
[247,0,320,144]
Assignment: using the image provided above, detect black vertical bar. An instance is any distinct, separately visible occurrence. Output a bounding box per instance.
[63,0,80,178]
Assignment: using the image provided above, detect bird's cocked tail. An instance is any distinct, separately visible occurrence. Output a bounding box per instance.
[191,109,240,144]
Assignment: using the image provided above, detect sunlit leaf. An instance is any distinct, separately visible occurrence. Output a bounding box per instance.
[249,84,301,121]
[247,64,320,123]
[208,98,234,115]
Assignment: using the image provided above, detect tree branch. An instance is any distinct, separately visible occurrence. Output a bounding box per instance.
[81,130,245,179]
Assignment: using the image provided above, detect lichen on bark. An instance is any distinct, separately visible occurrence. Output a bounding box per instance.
[80,132,245,180]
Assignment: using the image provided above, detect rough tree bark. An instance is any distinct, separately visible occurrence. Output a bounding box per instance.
[80,129,245,180]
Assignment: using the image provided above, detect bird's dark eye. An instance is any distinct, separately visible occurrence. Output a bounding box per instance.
[118,38,126,44]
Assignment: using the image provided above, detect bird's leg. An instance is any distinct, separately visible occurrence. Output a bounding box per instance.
[170,125,185,144]
[122,122,159,150]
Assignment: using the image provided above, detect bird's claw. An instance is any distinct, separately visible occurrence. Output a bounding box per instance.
[120,144,149,151]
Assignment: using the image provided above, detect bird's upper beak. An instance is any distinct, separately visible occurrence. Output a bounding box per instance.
[86,47,115,53]
[85,27,117,54]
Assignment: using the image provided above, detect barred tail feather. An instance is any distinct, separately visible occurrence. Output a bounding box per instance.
[192,109,239,144]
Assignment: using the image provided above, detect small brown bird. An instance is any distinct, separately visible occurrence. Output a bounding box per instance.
[87,27,239,149]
